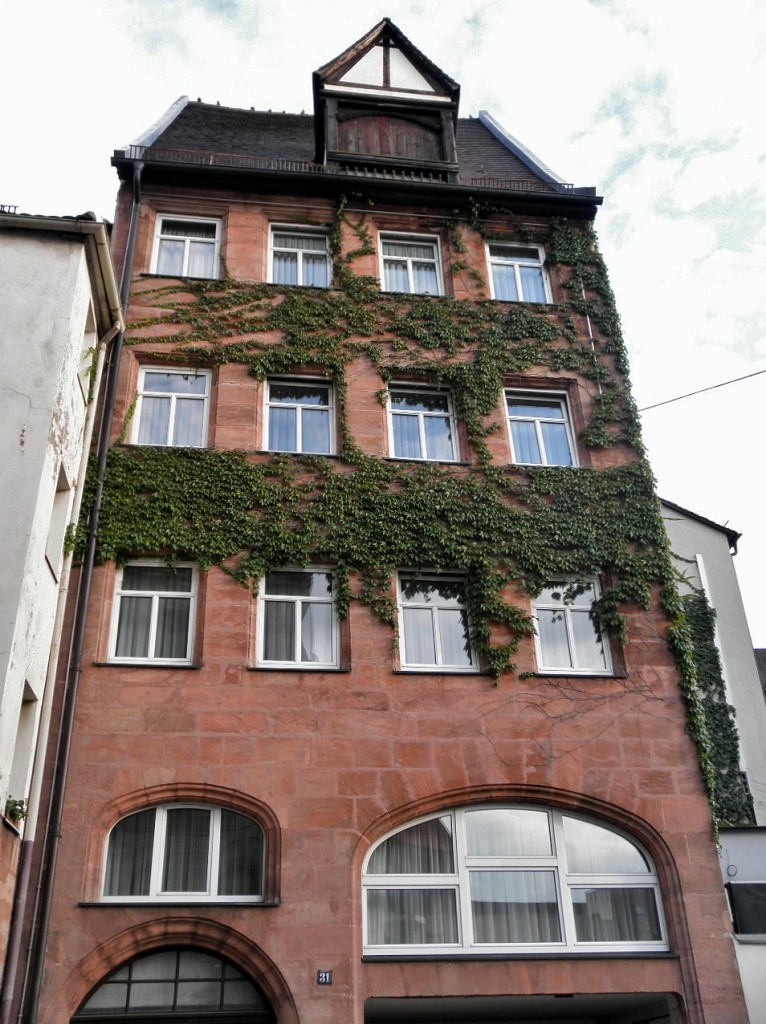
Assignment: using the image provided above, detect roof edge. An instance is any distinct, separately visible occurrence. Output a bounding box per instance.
[0,213,123,332]
[660,497,742,553]
[478,111,569,187]
[129,96,190,149]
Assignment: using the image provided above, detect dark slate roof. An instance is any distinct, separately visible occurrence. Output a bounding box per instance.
[144,102,557,188]
[153,106,316,164]
[455,118,544,186]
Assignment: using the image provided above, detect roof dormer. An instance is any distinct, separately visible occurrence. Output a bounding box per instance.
[313,19,460,181]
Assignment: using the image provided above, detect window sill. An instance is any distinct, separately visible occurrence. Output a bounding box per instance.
[142,271,220,283]
[384,457,470,467]
[531,670,624,680]
[362,950,676,962]
[247,665,350,673]
[94,661,203,669]
[80,899,280,908]
[393,668,487,677]
[256,449,341,460]
[733,933,766,944]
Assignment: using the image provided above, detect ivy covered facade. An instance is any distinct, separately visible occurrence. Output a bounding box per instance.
[27,19,748,1024]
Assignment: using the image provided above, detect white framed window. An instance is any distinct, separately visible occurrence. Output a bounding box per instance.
[388,386,458,462]
[265,379,334,454]
[110,563,197,664]
[102,804,265,902]
[133,367,211,448]
[398,573,475,671]
[257,569,338,668]
[363,805,666,955]
[487,244,549,303]
[268,226,330,287]
[533,580,612,675]
[380,234,442,295]
[151,216,221,279]
[506,392,576,466]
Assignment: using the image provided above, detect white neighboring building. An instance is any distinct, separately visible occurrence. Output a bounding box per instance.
[661,498,766,1023]
[0,211,121,965]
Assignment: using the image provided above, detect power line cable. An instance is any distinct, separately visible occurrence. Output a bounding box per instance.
[638,368,766,411]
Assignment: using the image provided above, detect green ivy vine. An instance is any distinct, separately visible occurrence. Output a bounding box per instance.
[77,206,725,825]
[680,592,755,827]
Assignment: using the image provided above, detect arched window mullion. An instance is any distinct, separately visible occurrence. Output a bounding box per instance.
[363,804,667,955]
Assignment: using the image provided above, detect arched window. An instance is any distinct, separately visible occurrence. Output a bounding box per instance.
[363,806,666,954]
[73,949,274,1023]
[102,805,265,902]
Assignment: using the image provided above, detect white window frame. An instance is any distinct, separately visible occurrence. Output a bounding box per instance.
[387,385,458,462]
[532,579,612,675]
[379,232,443,295]
[362,805,666,955]
[132,367,211,448]
[109,561,197,665]
[267,225,331,288]
[397,573,477,672]
[264,377,335,455]
[150,215,221,279]
[256,568,339,669]
[505,390,577,467]
[486,243,551,303]
[101,803,265,903]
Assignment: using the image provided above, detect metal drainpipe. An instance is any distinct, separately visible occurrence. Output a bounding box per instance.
[16,162,143,1024]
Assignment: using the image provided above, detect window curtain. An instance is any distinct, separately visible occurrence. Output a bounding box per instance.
[104,809,155,895]
[302,254,328,287]
[187,241,215,279]
[300,602,332,663]
[412,263,438,294]
[368,816,455,873]
[268,407,297,451]
[571,887,661,942]
[402,607,437,664]
[491,264,519,301]
[367,888,458,944]
[383,260,410,292]
[272,251,298,285]
[519,266,546,302]
[154,597,191,659]
[540,422,571,465]
[510,421,542,464]
[218,811,264,896]
[137,396,171,445]
[536,608,572,667]
[115,596,153,658]
[470,870,561,943]
[437,608,473,667]
[172,398,204,446]
[156,239,185,276]
[569,609,607,670]
[423,415,453,460]
[162,808,211,892]
[299,407,330,453]
[392,414,421,458]
[466,808,552,857]
[563,816,647,873]
[263,601,296,661]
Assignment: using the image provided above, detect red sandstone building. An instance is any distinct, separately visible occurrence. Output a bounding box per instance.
[6,20,749,1024]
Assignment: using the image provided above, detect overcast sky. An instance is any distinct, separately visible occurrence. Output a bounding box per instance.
[4,0,765,643]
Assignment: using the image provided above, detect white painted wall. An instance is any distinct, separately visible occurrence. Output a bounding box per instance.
[662,503,766,825]
[0,231,95,810]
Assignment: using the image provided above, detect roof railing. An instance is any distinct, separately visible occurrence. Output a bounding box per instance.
[116,145,575,192]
